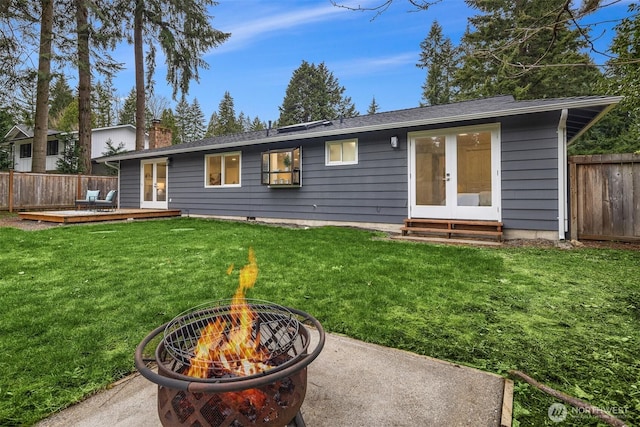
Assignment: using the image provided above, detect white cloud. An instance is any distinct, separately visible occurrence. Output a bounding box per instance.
[211,1,373,54]
[330,52,419,77]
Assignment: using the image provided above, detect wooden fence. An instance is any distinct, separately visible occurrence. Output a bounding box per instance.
[570,153,640,242]
[0,171,118,212]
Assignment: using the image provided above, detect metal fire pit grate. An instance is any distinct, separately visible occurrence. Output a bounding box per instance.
[162,300,301,374]
[135,303,325,427]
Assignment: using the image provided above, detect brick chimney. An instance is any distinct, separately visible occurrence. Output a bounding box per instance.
[149,120,172,149]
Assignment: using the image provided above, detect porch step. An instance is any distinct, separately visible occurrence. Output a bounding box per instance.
[401,219,503,241]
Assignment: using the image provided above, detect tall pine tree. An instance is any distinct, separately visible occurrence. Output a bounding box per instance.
[113,0,230,150]
[278,60,358,126]
[417,21,459,105]
[455,0,603,100]
[49,75,74,127]
[214,91,243,135]
[367,96,379,115]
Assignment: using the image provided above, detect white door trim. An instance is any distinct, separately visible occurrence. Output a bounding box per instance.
[408,123,501,221]
[140,158,168,209]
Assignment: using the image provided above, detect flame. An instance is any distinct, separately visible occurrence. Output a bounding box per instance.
[186,248,271,379]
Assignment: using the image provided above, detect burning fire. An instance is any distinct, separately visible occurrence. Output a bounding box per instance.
[186,248,272,379]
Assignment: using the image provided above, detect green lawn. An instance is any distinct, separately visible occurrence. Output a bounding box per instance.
[0,217,638,426]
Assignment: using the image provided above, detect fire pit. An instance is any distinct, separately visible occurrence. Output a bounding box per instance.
[134,300,324,427]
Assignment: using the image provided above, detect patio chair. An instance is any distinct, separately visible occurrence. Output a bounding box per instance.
[75,190,101,209]
[95,190,118,211]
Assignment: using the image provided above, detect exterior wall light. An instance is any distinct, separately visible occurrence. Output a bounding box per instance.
[390,135,399,149]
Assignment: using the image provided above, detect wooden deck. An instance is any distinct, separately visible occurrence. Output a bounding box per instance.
[18,209,182,224]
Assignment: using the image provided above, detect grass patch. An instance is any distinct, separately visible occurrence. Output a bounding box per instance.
[0,218,638,426]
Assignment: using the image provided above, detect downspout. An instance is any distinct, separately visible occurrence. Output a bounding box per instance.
[557,109,568,240]
[105,160,121,207]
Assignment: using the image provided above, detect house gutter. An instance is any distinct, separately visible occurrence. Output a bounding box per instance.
[104,160,120,172]
[96,97,623,163]
[557,109,569,240]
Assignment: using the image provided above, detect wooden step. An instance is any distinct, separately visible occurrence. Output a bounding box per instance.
[401,219,503,241]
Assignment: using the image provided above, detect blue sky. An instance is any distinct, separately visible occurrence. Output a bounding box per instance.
[110,0,632,124]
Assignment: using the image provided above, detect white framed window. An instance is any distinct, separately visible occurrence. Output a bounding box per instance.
[205,152,241,187]
[326,138,357,165]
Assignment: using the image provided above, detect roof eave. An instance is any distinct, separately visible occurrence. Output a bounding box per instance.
[567,102,619,145]
[97,96,623,163]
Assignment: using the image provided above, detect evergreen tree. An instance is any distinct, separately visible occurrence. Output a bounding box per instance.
[417,21,459,105]
[367,97,380,115]
[118,88,137,125]
[100,139,127,174]
[455,0,603,100]
[248,116,266,131]
[215,91,243,135]
[174,98,190,144]
[0,1,38,108]
[570,4,640,154]
[93,78,116,128]
[113,0,230,150]
[0,108,15,170]
[160,108,181,145]
[606,3,639,139]
[189,98,206,141]
[49,75,74,127]
[31,0,54,173]
[205,111,219,137]
[58,99,80,131]
[278,60,358,126]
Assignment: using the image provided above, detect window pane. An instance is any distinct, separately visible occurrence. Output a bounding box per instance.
[415,136,446,206]
[46,140,58,156]
[208,155,222,186]
[224,154,239,185]
[342,141,356,162]
[328,143,342,162]
[292,148,300,169]
[143,163,154,201]
[20,144,32,158]
[457,132,491,206]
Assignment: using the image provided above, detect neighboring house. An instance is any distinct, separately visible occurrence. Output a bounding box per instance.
[97,95,621,240]
[2,124,150,173]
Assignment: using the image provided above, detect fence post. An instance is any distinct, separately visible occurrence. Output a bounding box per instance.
[8,169,13,213]
[569,161,578,241]
[77,174,82,199]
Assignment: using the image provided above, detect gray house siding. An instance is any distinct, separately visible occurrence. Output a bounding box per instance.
[101,96,621,239]
[117,114,565,232]
[126,129,409,224]
[500,111,561,231]
[120,161,141,208]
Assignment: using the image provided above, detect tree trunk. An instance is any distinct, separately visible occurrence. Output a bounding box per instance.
[134,0,146,151]
[76,0,92,174]
[32,0,54,173]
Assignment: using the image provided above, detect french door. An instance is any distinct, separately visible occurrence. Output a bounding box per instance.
[141,159,168,209]
[409,125,501,221]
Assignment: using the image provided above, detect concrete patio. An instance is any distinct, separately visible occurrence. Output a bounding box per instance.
[37,332,512,427]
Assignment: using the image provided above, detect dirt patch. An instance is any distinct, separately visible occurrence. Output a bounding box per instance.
[502,238,640,251]
[0,214,60,231]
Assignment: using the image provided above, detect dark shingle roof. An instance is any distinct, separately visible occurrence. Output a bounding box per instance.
[98,95,621,162]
